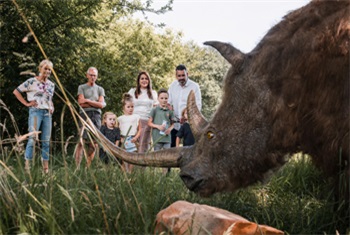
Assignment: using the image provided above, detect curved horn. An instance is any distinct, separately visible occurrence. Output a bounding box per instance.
[204,41,245,72]
[95,128,185,167]
[82,110,191,168]
[187,90,208,139]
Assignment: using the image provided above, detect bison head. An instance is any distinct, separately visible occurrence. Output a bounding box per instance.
[95,0,349,197]
[180,0,349,196]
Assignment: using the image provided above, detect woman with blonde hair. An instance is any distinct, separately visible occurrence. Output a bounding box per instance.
[13,59,55,173]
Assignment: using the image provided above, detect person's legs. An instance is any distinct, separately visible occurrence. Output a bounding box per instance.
[138,119,151,153]
[86,141,97,168]
[75,112,86,168]
[84,111,100,168]
[25,108,41,171]
[42,160,49,174]
[100,149,108,164]
[125,161,133,173]
[75,111,100,168]
[41,110,52,173]
[154,143,163,151]
[25,109,38,162]
[163,143,171,174]
[163,143,171,149]
[75,140,84,168]
[170,129,178,148]
[154,143,170,174]
[91,111,101,130]
[25,159,30,171]
[123,138,135,173]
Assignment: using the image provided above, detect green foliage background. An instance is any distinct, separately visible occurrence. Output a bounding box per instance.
[0,0,229,139]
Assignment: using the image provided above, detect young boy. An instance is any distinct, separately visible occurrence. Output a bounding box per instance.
[176,107,195,147]
[148,88,174,151]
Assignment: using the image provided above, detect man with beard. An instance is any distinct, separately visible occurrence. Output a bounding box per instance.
[168,64,202,148]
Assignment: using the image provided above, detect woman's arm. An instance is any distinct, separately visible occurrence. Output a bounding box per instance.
[13,89,37,107]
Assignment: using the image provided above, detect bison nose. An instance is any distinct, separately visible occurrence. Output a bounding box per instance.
[180,171,204,192]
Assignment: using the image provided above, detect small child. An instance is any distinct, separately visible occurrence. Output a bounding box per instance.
[99,111,121,164]
[148,88,174,173]
[118,93,141,173]
[176,107,195,147]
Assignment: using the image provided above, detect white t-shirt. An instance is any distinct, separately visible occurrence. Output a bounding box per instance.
[118,114,140,136]
[128,88,158,120]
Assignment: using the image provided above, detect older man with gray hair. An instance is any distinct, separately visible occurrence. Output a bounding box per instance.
[75,67,106,168]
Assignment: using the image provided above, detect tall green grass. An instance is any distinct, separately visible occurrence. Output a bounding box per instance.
[0,151,348,234]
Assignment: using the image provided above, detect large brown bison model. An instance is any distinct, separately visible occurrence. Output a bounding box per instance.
[93,0,349,197]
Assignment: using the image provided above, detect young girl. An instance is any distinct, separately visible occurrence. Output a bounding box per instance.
[99,111,121,164]
[117,93,141,172]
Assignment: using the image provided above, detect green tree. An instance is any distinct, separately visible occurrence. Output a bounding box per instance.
[89,16,184,116]
[1,0,228,148]
[0,0,172,136]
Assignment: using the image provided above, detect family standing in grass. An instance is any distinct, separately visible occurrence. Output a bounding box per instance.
[13,61,201,173]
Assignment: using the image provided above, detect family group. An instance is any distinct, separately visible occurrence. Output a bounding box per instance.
[13,59,202,173]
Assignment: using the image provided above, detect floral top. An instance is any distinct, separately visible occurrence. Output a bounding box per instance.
[16,77,55,111]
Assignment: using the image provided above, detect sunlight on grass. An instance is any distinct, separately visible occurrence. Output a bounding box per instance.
[0,101,349,234]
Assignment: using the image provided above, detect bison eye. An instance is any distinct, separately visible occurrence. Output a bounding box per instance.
[207,131,215,139]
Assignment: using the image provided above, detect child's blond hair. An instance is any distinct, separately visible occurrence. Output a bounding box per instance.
[102,111,118,127]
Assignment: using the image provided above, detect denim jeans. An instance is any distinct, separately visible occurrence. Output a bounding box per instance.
[25,108,52,161]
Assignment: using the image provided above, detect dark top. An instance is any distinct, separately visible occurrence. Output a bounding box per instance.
[99,126,121,164]
[176,122,195,146]
[100,125,121,143]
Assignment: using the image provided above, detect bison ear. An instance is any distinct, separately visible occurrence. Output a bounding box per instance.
[204,41,245,72]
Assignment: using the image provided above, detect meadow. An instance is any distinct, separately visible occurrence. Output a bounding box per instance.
[0,146,348,234]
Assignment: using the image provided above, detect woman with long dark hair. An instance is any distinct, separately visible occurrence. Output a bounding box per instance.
[128,71,158,153]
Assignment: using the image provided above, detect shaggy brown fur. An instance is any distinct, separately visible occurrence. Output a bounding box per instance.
[254,0,349,177]
[180,0,349,200]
